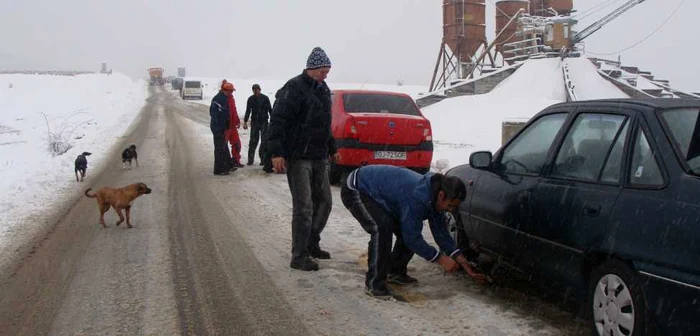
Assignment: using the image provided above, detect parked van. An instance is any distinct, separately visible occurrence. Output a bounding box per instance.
[181,80,203,100]
[329,90,433,184]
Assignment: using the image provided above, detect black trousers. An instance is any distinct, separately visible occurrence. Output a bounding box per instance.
[247,122,268,164]
[287,160,332,262]
[340,184,414,291]
[212,131,232,174]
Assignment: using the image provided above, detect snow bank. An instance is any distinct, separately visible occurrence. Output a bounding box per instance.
[0,73,147,247]
[423,58,567,168]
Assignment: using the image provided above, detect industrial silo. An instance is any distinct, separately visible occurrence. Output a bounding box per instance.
[495,0,529,56]
[443,0,487,62]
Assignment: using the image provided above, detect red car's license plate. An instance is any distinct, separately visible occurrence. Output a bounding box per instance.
[374,151,407,160]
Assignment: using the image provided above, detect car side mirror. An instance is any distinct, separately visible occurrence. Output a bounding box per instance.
[469,151,493,169]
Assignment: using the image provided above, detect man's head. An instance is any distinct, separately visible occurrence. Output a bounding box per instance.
[305,47,331,83]
[252,84,261,96]
[430,174,467,213]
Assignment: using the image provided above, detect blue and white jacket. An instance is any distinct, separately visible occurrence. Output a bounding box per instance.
[348,165,460,262]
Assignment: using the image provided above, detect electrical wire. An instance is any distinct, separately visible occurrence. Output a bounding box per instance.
[573,0,625,21]
[586,0,685,56]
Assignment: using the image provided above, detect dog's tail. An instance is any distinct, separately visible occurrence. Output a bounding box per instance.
[85,188,97,198]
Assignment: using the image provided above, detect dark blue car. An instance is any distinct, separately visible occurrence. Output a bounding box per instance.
[447,99,700,336]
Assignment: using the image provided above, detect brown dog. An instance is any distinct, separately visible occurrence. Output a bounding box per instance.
[85,183,152,228]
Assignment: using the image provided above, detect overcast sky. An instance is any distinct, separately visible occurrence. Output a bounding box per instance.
[0,0,696,91]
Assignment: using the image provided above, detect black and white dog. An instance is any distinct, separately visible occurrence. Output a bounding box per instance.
[74,151,92,182]
[122,144,139,169]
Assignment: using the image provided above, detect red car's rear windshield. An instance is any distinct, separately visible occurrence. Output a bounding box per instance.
[342,93,421,116]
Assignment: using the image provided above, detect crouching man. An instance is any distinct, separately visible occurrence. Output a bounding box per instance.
[341,165,485,299]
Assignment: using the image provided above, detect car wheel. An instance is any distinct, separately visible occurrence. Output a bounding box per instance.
[328,163,342,185]
[588,259,649,336]
[449,212,469,251]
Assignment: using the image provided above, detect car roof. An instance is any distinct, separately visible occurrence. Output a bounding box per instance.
[547,98,700,111]
[332,89,410,97]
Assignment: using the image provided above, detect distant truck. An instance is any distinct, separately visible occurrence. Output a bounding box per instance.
[148,68,165,86]
[177,67,186,77]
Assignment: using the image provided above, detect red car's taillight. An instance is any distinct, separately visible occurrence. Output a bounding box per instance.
[344,117,358,139]
[423,121,432,141]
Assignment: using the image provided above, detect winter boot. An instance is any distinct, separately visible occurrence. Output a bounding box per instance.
[364,286,394,300]
[387,274,418,286]
[310,248,331,260]
[290,257,319,271]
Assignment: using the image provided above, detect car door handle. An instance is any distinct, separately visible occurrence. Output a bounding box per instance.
[583,205,601,217]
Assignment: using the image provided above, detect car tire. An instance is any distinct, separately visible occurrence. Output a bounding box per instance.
[328,163,342,185]
[588,259,651,336]
[450,213,468,251]
[451,212,480,258]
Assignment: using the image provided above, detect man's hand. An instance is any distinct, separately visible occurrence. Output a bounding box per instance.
[243,122,248,130]
[236,123,241,129]
[437,255,459,273]
[455,254,487,285]
[330,152,341,163]
[272,157,286,174]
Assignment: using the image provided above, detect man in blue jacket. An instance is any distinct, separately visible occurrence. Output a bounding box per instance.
[209,82,235,175]
[341,165,484,299]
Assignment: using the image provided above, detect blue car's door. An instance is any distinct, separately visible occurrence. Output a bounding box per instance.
[469,113,568,264]
[524,111,632,290]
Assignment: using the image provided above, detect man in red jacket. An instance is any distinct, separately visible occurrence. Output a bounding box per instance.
[222,80,244,168]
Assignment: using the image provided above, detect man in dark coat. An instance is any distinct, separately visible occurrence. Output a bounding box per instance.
[209,82,236,175]
[267,47,340,271]
[243,84,272,166]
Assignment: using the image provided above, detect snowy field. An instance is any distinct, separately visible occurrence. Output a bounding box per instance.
[0,73,147,256]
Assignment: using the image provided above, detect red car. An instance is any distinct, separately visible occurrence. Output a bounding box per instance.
[329,90,434,184]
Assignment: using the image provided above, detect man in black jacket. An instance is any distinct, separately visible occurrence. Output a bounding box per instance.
[267,47,340,271]
[243,84,272,166]
[209,82,235,175]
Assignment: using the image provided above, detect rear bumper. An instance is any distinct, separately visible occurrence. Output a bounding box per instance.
[335,139,433,169]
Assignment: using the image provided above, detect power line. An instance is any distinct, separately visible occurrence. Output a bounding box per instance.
[574,0,625,21]
[587,0,685,56]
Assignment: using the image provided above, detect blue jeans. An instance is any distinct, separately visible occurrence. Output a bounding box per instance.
[286,159,332,262]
